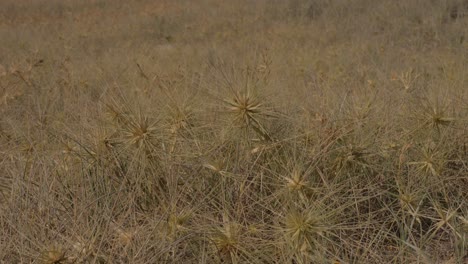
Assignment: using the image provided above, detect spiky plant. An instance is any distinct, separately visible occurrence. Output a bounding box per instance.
[203,158,228,177]
[167,210,191,239]
[285,168,309,193]
[408,143,446,178]
[223,88,276,142]
[283,209,326,246]
[39,245,67,264]
[280,207,332,263]
[103,96,160,156]
[393,181,426,238]
[209,221,243,263]
[121,113,158,150]
[412,97,456,135]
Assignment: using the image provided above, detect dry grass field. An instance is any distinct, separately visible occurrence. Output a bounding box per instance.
[1,0,467,263]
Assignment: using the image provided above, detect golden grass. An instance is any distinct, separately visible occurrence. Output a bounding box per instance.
[0,0,467,263]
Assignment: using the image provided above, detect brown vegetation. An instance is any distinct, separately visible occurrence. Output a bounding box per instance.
[0,0,467,263]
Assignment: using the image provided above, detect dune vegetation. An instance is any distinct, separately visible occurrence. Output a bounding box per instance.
[0,0,467,263]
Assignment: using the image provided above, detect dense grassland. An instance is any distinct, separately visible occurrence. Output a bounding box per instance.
[0,0,467,263]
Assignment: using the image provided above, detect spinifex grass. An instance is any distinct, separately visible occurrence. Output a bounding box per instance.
[38,245,67,264]
[1,0,467,263]
[223,89,275,142]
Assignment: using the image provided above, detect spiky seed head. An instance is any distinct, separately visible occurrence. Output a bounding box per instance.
[39,245,67,264]
[71,239,89,259]
[224,91,263,126]
[122,115,158,149]
[285,169,308,192]
[116,229,135,247]
[168,212,191,237]
[399,193,417,212]
[284,210,325,247]
[110,222,136,247]
[203,160,225,174]
[211,222,241,255]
